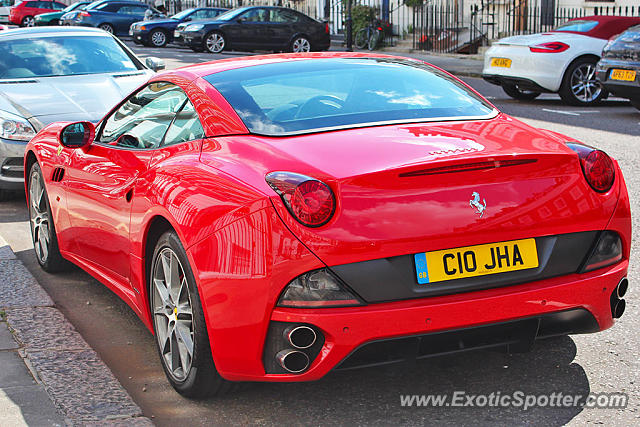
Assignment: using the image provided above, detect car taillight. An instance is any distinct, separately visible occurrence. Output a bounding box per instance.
[324,22,329,34]
[266,171,336,227]
[277,268,363,308]
[79,11,90,17]
[529,42,569,53]
[566,143,615,193]
[582,231,622,272]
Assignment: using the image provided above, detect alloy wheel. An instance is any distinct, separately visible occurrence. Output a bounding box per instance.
[99,24,114,34]
[570,63,601,103]
[152,248,195,382]
[23,16,35,27]
[151,30,166,47]
[292,37,311,53]
[206,33,225,53]
[29,171,50,264]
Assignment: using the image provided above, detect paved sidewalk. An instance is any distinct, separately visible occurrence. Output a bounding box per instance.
[0,235,152,426]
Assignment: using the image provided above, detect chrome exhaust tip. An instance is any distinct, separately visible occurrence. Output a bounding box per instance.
[613,299,626,319]
[617,278,629,299]
[276,350,310,373]
[284,325,317,349]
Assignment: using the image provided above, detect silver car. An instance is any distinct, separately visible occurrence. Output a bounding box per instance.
[0,26,163,200]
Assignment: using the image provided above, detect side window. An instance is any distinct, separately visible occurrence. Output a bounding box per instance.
[97,3,119,12]
[240,8,267,22]
[98,82,187,149]
[162,100,204,146]
[119,5,147,15]
[24,1,38,7]
[270,9,299,23]
[52,1,65,9]
[193,9,220,20]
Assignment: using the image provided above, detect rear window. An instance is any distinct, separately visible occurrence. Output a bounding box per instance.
[554,20,599,33]
[204,58,495,136]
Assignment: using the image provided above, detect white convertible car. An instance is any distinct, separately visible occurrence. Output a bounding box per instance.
[482,15,640,105]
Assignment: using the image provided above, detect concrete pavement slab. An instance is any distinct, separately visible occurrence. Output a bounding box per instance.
[0,351,37,388]
[0,386,65,426]
[0,322,19,350]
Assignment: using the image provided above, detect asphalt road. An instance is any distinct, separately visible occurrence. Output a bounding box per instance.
[0,44,639,426]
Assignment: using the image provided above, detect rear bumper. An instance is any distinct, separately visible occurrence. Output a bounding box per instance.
[482,44,569,92]
[220,259,627,381]
[482,74,551,93]
[596,59,640,101]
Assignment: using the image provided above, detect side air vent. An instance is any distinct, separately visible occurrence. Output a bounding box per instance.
[51,167,65,182]
[399,159,537,177]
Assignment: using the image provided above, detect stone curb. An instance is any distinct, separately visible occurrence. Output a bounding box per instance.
[0,235,153,426]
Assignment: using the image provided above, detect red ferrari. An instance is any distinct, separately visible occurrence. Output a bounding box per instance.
[25,52,630,398]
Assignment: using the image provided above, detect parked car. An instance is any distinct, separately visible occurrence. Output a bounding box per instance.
[0,0,20,24]
[0,26,162,200]
[25,52,630,398]
[9,0,67,27]
[596,24,640,111]
[35,1,92,26]
[178,6,330,53]
[130,7,228,47]
[482,15,640,105]
[67,0,155,35]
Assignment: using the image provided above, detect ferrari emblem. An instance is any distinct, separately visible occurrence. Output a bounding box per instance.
[470,192,487,218]
[57,145,63,155]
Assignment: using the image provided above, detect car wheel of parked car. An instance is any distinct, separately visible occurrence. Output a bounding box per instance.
[150,231,231,398]
[149,29,168,48]
[27,163,68,273]
[501,84,541,101]
[21,16,35,27]
[290,36,311,53]
[98,23,114,34]
[204,31,225,53]
[559,57,605,106]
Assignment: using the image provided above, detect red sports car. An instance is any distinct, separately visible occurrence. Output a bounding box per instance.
[25,52,631,398]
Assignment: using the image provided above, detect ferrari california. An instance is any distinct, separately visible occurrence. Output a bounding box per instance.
[483,15,640,105]
[25,53,631,398]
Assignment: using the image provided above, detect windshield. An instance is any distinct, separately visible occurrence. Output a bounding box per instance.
[554,20,599,33]
[171,8,194,20]
[0,35,139,79]
[213,7,249,21]
[204,58,495,136]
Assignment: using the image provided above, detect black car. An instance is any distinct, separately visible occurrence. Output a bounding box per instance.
[178,6,330,53]
[596,24,640,110]
[130,7,228,47]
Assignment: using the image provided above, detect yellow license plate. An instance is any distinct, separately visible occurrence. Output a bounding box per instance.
[491,57,512,68]
[414,238,538,284]
[610,69,636,82]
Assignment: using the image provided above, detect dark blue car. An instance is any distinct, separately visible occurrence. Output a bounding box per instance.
[130,7,228,47]
[69,0,154,36]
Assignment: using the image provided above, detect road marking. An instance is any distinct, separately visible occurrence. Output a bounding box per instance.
[542,108,580,116]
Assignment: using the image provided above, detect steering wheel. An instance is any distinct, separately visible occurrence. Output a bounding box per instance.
[294,95,345,119]
[116,134,144,149]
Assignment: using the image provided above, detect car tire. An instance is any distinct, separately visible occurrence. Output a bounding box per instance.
[501,84,541,101]
[203,31,225,54]
[21,16,35,27]
[630,99,640,111]
[98,23,114,34]
[559,57,605,106]
[149,29,168,48]
[27,163,68,273]
[150,230,231,398]
[290,36,311,53]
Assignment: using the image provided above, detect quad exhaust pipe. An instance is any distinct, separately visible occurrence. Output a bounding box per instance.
[284,325,317,349]
[611,277,628,319]
[276,350,310,373]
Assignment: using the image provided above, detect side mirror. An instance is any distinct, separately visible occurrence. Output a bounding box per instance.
[145,56,165,72]
[59,122,94,149]
[236,18,244,24]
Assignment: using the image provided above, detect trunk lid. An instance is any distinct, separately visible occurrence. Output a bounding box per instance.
[202,115,618,267]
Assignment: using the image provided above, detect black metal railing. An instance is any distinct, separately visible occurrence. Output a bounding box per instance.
[412,0,466,53]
